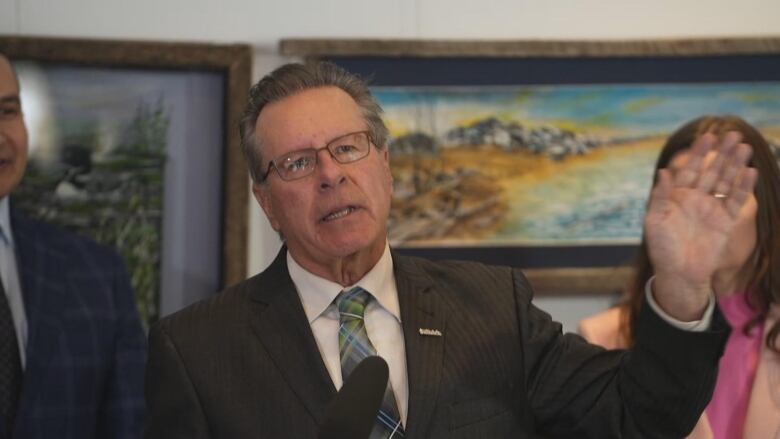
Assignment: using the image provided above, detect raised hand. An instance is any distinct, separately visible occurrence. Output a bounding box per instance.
[644,131,758,321]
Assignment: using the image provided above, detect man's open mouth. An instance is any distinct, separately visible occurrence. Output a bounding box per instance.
[321,206,358,222]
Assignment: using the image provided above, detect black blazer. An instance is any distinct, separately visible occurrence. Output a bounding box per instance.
[145,248,729,438]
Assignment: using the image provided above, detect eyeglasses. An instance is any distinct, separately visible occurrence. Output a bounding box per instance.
[259,131,374,182]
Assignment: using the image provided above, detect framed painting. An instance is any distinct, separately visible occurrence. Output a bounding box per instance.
[280,37,780,295]
[0,36,252,325]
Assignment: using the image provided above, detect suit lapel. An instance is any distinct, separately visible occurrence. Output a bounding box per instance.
[10,209,68,423]
[247,249,336,425]
[393,252,448,438]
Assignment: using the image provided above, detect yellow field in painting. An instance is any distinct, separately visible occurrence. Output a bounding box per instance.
[390,127,780,245]
[390,137,665,245]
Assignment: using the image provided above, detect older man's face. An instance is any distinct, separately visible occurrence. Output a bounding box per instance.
[252,86,393,270]
[0,56,28,199]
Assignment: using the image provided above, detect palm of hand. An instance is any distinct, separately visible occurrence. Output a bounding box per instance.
[645,187,733,286]
[644,132,756,290]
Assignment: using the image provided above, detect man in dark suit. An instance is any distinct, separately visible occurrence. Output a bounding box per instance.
[0,53,147,438]
[145,62,756,438]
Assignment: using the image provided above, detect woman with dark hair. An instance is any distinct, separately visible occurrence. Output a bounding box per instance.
[580,115,780,439]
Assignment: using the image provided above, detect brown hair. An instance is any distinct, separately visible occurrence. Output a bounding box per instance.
[0,52,20,89]
[239,62,389,182]
[621,115,780,353]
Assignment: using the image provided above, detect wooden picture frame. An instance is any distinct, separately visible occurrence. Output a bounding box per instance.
[279,37,780,296]
[0,36,252,321]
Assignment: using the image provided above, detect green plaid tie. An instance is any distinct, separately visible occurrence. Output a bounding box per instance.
[336,287,405,438]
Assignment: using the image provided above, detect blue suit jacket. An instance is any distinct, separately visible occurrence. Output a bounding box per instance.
[7,207,146,439]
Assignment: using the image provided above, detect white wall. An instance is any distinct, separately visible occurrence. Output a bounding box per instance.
[2,0,777,330]
[3,0,780,42]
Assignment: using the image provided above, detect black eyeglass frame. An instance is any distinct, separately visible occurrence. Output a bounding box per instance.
[258,130,375,183]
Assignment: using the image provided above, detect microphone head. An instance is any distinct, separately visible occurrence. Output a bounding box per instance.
[318,356,389,439]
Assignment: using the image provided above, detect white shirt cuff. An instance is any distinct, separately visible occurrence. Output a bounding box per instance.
[644,275,715,332]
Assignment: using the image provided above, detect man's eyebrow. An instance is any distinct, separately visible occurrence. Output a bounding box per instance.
[0,95,20,104]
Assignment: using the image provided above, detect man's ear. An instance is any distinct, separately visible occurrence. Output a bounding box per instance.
[381,148,393,192]
[252,182,281,231]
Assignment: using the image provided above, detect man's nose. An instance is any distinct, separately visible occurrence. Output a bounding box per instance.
[316,148,346,189]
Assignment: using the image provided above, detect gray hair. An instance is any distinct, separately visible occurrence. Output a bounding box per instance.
[239,62,390,182]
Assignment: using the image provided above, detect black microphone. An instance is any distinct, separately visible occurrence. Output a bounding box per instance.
[318,356,389,439]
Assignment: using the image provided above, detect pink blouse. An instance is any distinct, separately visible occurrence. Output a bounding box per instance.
[706,291,763,439]
[579,293,780,439]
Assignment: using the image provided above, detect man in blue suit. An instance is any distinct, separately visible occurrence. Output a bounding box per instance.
[0,53,146,438]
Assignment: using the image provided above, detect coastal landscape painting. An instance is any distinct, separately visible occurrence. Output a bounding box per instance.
[277,36,780,293]
[379,83,780,247]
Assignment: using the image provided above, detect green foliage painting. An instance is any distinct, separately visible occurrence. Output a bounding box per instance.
[12,64,170,327]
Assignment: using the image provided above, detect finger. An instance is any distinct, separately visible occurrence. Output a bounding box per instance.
[674,133,717,187]
[697,131,742,193]
[648,168,673,212]
[719,130,743,155]
[724,167,758,218]
[695,153,725,194]
[695,133,738,193]
[712,142,753,196]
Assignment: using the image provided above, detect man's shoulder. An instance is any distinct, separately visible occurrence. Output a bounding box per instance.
[392,251,528,304]
[393,251,517,283]
[153,273,262,338]
[154,248,291,339]
[12,208,122,264]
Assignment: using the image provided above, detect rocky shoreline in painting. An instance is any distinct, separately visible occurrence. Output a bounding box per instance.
[391,117,605,161]
[389,117,614,245]
[388,167,506,244]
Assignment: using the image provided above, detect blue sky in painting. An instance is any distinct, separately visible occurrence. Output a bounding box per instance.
[374,82,780,136]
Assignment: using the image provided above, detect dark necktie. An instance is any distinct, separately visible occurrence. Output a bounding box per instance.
[0,279,22,436]
[336,287,405,438]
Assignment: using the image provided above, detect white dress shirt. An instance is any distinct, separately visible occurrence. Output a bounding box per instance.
[646,276,715,332]
[287,243,409,424]
[0,197,28,368]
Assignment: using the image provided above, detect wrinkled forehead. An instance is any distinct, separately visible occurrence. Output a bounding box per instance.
[256,86,366,158]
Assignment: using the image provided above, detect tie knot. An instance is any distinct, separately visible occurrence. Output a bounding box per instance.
[336,287,371,320]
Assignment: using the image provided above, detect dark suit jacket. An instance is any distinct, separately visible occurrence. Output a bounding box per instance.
[145,248,729,438]
[8,208,147,439]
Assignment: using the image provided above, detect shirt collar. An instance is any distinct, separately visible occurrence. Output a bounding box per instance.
[287,243,400,324]
[0,197,13,247]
